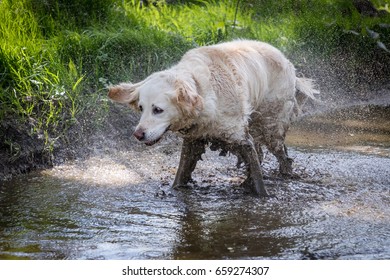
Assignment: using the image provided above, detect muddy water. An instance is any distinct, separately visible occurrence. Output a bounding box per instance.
[1,105,389,260]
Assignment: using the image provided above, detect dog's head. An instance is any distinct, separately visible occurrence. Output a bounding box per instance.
[108,72,203,146]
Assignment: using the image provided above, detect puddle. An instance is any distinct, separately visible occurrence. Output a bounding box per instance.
[0,104,389,259]
[287,104,390,156]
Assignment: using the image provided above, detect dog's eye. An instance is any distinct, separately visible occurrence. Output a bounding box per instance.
[153,106,164,115]
[139,105,143,112]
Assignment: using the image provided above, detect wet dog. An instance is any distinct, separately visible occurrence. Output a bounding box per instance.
[108,40,318,196]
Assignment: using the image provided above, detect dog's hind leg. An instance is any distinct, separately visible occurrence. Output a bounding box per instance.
[172,138,206,188]
[260,113,293,176]
[266,139,293,176]
[235,141,263,168]
[234,136,269,197]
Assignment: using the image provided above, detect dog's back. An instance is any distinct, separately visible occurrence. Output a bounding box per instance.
[180,40,297,111]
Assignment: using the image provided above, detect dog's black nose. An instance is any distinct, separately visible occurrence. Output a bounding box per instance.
[133,129,145,141]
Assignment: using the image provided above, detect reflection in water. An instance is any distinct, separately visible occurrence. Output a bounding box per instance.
[0,176,182,259]
[0,105,390,259]
[172,191,296,259]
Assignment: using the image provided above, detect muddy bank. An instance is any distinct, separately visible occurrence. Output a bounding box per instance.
[0,105,138,180]
[0,118,51,179]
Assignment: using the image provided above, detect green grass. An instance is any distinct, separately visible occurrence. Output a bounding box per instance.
[0,1,82,151]
[122,0,254,44]
[1,0,389,162]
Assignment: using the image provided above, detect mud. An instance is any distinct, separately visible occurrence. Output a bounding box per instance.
[0,104,389,260]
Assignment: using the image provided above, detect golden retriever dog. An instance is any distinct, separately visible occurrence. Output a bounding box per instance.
[108,40,318,197]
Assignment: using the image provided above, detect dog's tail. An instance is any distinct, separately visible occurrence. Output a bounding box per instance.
[294,77,320,117]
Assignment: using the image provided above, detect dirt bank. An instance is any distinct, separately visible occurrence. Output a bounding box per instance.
[0,105,138,180]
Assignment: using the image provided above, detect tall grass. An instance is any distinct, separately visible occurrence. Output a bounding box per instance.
[123,0,253,45]
[0,1,85,152]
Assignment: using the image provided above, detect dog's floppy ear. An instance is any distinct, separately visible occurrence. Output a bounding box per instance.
[108,82,141,108]
[174,77,203,118]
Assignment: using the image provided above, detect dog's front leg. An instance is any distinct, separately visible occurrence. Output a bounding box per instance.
[172,138,206,188]
[236,136,269,197]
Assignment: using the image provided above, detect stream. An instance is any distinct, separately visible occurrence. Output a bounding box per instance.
[0,104,389,260]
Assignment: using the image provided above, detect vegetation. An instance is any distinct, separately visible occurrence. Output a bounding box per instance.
[0,0,389,173]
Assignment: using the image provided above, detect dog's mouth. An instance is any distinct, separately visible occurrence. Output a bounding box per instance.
[143,125,171,146]
[144,137,162,146]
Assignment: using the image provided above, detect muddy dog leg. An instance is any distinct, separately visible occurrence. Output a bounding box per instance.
[172,138,206,188]
[235,136,269,197]
[235,142,263,168]
[266,140,293,176]
[282,144,293,174]
[261,117,293,176]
